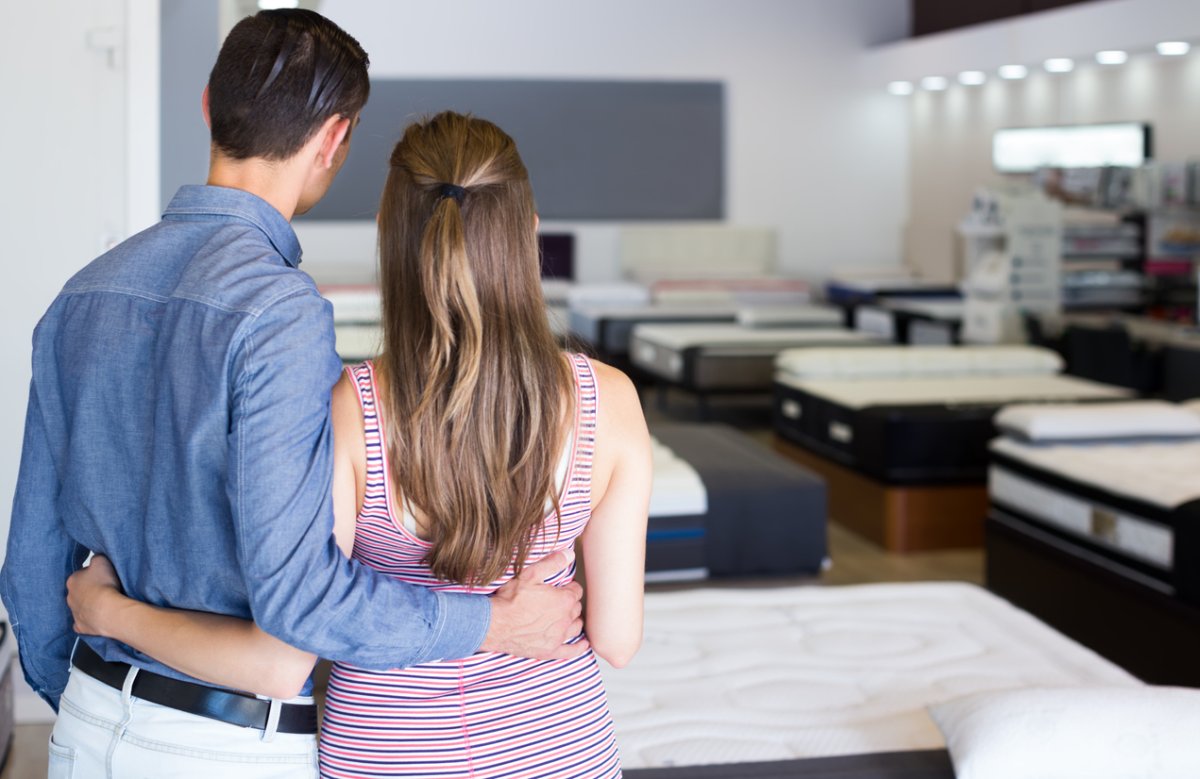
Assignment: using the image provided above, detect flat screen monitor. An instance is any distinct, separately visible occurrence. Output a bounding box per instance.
[993,123,1152,173]
[538,233,575,280]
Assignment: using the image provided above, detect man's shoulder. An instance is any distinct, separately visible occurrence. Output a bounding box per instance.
[61,219,322,319]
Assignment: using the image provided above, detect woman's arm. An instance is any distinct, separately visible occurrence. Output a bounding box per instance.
[579,361,651,668]
[66,372,367,698]
[67,557,316,699]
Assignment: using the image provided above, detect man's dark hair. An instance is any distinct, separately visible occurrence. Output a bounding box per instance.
[207,9,369,160]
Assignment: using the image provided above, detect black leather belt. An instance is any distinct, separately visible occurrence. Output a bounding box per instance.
[72,641,318,735]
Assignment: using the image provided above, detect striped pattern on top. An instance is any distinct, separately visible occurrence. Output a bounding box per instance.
[320,354,621,778]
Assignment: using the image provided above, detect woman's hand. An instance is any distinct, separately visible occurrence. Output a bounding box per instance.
[67,555,127,637]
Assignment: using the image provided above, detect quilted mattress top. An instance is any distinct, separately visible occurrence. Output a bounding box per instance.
[602,582,1136,770]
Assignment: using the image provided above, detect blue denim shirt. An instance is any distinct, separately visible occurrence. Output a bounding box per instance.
[1,185,490,709]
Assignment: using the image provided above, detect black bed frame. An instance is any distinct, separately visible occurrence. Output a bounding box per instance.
[986,498,1200,687]
[626,749,955,779]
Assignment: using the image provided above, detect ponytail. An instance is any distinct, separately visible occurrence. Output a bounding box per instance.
[376,112,573,586]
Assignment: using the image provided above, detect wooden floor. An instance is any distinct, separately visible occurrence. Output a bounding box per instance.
[1,391,983,777]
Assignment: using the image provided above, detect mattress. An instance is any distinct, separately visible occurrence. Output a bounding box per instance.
[604,582,1136,774]
[735,304,843,329]
[569,303,739,357]
[854,300,965,345]
[652,424,827,578]
[988,436,1200,604]
[773,373,1128,484]
[823,276,960,306]
[630,324,877,391]
[649,278,810,307]
[332,309,572,362]
[646,437,709,581]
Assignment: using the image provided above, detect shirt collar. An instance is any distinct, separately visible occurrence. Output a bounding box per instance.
[162,185,303,268]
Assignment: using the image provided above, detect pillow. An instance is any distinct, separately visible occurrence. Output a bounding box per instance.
[929,686,1200,779]
[996,400,1200,443]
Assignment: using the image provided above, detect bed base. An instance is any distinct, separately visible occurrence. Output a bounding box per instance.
[986,510,1200,687]
[625,749,955,779]
[773,438,986,552]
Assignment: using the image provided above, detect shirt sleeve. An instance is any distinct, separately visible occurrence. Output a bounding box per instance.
[0,379,89,711]
[227,289,490,668]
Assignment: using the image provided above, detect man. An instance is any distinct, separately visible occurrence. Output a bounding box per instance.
[1,9,583,776]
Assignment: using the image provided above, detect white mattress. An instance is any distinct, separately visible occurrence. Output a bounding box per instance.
[736,304,842,328]
[632,323,876,351]
[991,437,1200,511]
[852,306,896,340]
[333,307,570,361]
[602,582,1136,769]
[321,285,381,323]
[572,303,739,322]
[649,438,708,517]
[883,299,966,320]
[778,374,1128,410]
[333,323,382,361]
[566,282,651,308]
[776,346,1064,381]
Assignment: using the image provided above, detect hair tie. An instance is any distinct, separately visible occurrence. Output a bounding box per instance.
[437,183,467,205]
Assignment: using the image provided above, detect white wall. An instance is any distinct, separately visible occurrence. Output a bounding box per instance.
[862,0,1200,280]
[298,0,912,284]
[0,0,126,568]
[0,0,162,723]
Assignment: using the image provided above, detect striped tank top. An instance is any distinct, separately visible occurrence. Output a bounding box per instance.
[319,353,622,779]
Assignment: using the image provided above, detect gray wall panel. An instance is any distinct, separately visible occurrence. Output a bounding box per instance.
[302,79,724,221]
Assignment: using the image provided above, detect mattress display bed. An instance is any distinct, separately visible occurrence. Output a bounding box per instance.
[570,303,740,362]
[611,582,1139,777]
[771,346,1129,551]
[774,347,1129,484]
[649,424,827,580]
[853,299,965,346]
[986,401,1200,685]
[571,303,844,364]
[630,323,878,394]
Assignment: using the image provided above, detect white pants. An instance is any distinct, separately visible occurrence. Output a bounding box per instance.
[49,667,318,778]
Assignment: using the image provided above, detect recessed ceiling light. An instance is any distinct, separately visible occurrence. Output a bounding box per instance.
[998,64,1029,80]
[887,81,914,96]
[958,70,987,86]
[1096,50,1128,65]
[1157,41,1191,56]
[258,0,300,9]
[1044,58,1075,73]
[921,76,949,91]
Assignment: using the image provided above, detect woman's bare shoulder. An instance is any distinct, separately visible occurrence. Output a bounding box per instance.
[586,357,648,446]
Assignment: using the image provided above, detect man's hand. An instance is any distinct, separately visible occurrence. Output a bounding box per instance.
[480,551,588,660]
[66,555,125,637]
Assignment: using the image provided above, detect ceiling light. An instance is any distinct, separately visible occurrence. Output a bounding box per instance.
[1157,41,1191,56]
[921,76,949,91]
[887,81,914,96]
[958,70,987,86]
[1096,50,1128,65]
[1044,58,1075,73]
[258,0,300,9]
[998,64,1029,80]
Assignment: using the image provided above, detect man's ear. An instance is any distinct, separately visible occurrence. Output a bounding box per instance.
[316,115,352,170]
[201,85,212,129]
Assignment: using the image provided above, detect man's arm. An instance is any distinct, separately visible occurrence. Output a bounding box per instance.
[0,379,88,710]
[230,289,583,668]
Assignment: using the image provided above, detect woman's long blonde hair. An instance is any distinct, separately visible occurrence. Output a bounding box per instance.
[376,111,573,586]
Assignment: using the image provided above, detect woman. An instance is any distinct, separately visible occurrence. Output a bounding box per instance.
[67,111,651,778]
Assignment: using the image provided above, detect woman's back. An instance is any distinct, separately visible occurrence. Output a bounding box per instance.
[319,352,623,779]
